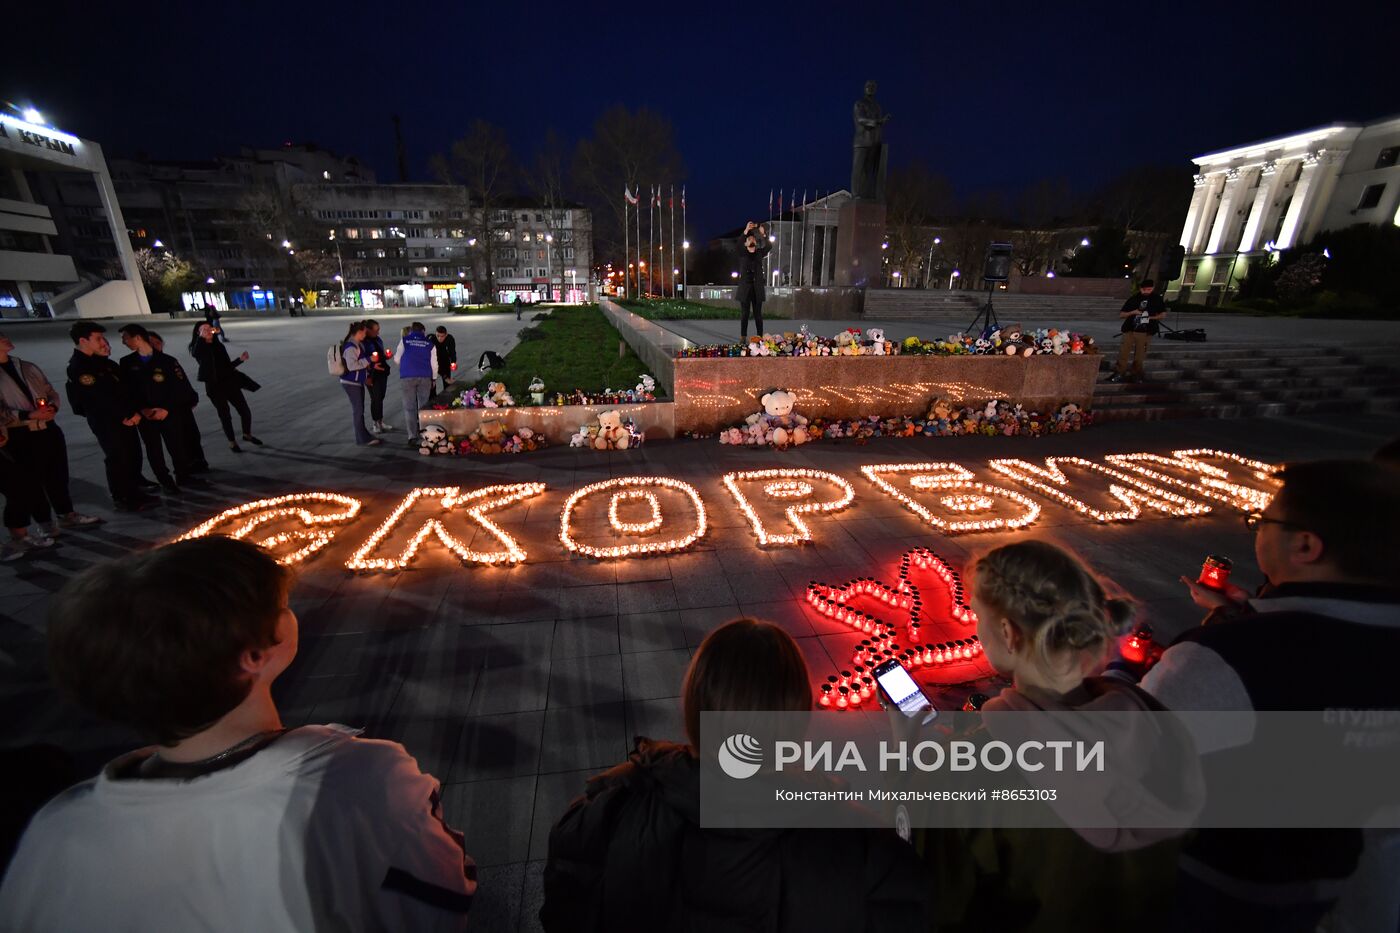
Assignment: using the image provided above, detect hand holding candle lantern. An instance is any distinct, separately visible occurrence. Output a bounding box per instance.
[1198,555,1233,591]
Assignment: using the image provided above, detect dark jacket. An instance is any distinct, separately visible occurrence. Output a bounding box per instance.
[118,351,199,413]
[435,334,457,370]
[1119,292,1166,335]
[540,738,929,933]
[735,234,773,303]
[189,339,259,394]
[65,351,139,425]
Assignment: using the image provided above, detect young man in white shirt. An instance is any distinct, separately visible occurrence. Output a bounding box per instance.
[0,536,477,931]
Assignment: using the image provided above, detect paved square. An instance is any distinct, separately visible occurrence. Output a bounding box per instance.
[2,312,1396,930]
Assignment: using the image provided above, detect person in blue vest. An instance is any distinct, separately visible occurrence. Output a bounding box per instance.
[395,322,438,446]
[338,322,380,447]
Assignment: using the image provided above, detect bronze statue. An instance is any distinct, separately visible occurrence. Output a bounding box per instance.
[851,80,890,201]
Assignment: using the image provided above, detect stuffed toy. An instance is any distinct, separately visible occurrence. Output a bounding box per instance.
[486,381,515,407]
[866,328,886,355]
[1051,331,1070,355]
[418,424,453,455]
[636,374,656,396]
[471,420,507,455]
[594,410,630,450]
[1000,324,1034,357]
[1070,334,1085,354]
[747,389,810,448]
[926,396,954,421]
[569,424,591,448]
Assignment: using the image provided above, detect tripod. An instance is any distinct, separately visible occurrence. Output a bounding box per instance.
[963,283,1001,336]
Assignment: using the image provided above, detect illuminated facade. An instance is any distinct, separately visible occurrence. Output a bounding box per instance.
[0,111,149,318]
[1173,115,1400,305]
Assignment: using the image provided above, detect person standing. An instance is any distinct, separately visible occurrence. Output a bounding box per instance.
[190,323,262,453]
[362,319,393,433]
[0,331,104,536]
[65,323,152,512]
[396,322,438,445]
[1108,279,1167,383]
[734,221,772,339]
[147,330,209,473]
[203,305,228,343]
[434,326,457,393]
[339,321,380,447]
[118,325,205,493]
[0,422,53,560]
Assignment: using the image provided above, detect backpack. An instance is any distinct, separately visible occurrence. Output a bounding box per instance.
[327,343,346,376]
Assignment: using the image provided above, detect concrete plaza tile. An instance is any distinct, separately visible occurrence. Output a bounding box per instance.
[519,860,547,933]
[553,583,618,620]
[614,556,673,583]
[547,653,625,708]
[621,648,692,701]
[673,578,736,610]
[440,777,537,867]
[615,579,679,615]
[550,615,620,659]
[450,710,545,783]
[489,586,563,625]
[466,654,552,716]
[469,861,527,933]
[625,697,686,745]
[538,701,628,774]
[737,598,818,639]
[617,610,689,654]
[722,571,798,604]
[528,768,597,862]
[677,605,743,646]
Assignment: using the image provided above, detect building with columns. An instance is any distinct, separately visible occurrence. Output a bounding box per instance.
[1173,115,1400,305]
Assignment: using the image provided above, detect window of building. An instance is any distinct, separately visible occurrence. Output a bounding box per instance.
[537,250,545,260]
[522,233,532,242]
[1272,196,1292,244]
[536,213,544,222]
[369,229,383,239]
[521,213,530,222]
[344,228,360,239]
[1357,184,1386,210]
[1375,147,1399,169]
[1210,263,1230,285]
[1182,261,1199,286]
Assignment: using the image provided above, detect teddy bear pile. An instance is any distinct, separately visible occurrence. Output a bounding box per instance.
[416,421,546,456]
[715,389,1089,447]
[448,381,516,409]
[569,409,646,450]
[679,325,1096,359]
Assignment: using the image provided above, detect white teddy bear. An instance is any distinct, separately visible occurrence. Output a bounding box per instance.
[418,424,452,455]
[747,389,809,448]
[866,327,886,355]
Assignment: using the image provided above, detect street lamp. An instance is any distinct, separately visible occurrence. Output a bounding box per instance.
[282,239,292,249]
[206,277,215,285]
[949,269,961,289]
[544,233,553,301]
[1080,238,1091,247]
[682,240,690,297]
[152,239,164,249]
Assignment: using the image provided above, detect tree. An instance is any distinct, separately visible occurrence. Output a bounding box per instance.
[1062,225,1138,278]
[1086,165,1192,280]
[885,162,954,286]
[132,248,200,313]
[526,130,576,301]
[571,106,685,286]
[433,121,514,302]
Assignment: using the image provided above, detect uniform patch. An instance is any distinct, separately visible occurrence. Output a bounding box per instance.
[79,374,96,386]
[153,371,166,383]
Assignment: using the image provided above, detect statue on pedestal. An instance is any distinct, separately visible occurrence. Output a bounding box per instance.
[851,80,890,202]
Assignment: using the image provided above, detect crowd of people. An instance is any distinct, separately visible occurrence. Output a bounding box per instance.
[0,449,1396,930]
[336,319,458,447]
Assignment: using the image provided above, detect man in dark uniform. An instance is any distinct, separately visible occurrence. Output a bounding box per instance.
[118,325,205,493]
[66,323,153,511]
[147,330,209,473]
[1108,279,1167,383]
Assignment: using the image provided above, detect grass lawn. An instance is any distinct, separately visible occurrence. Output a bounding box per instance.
[616,298,741,320]
[447,304,664,402]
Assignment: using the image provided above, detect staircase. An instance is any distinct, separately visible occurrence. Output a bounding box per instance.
[1091,341,1400,421]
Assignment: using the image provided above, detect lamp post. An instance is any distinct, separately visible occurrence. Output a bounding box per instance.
[925,236,941,288]
[544,233,553,301]
[328,231,345,306]
[682,240,690,299]
[949,269,961,290]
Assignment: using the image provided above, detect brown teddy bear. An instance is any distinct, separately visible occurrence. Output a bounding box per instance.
[471,419,507,454]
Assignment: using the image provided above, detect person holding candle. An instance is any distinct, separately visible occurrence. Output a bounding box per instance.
[117,324,206,493]
[0,330,103,540]
[67,322,156,512]
[434,326,457,393]
[1115,460,1400,933]
[0,536,477,931]
[362,319,393,434]
[540,617,929,931]
[339,321,379,447]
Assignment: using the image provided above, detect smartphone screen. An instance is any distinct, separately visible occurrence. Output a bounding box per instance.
[874,659,935,718]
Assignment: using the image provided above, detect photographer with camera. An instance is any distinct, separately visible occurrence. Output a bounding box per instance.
[735,221,773,339]
[1107,279,1166,383]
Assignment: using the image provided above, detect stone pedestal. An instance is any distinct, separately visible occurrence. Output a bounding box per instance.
[834,199,886,288]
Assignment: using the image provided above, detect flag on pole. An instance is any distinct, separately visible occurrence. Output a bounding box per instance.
[624,186,638,205]
[681,185,686,210]
[768,189,773,220]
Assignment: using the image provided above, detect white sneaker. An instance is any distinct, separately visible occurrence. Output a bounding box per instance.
[60,512,103,528]
[28,531,56,549]
[379,422,394,431]
[43,522,61,539]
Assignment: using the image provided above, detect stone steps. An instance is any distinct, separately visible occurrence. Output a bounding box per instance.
[1091,338,1400,422]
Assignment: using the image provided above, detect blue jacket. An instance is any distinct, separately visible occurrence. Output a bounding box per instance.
[398,332,436,379]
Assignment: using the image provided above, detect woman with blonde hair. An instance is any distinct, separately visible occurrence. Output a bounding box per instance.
[920,539,1201,933]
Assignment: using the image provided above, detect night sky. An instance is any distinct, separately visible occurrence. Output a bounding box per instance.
[5,0,1394,240]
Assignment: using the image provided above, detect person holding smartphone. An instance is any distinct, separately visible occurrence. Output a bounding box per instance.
[1107,279,1166,383]
[190,323,262,453]
[910,540,1199,933]
[734,221,773,339]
